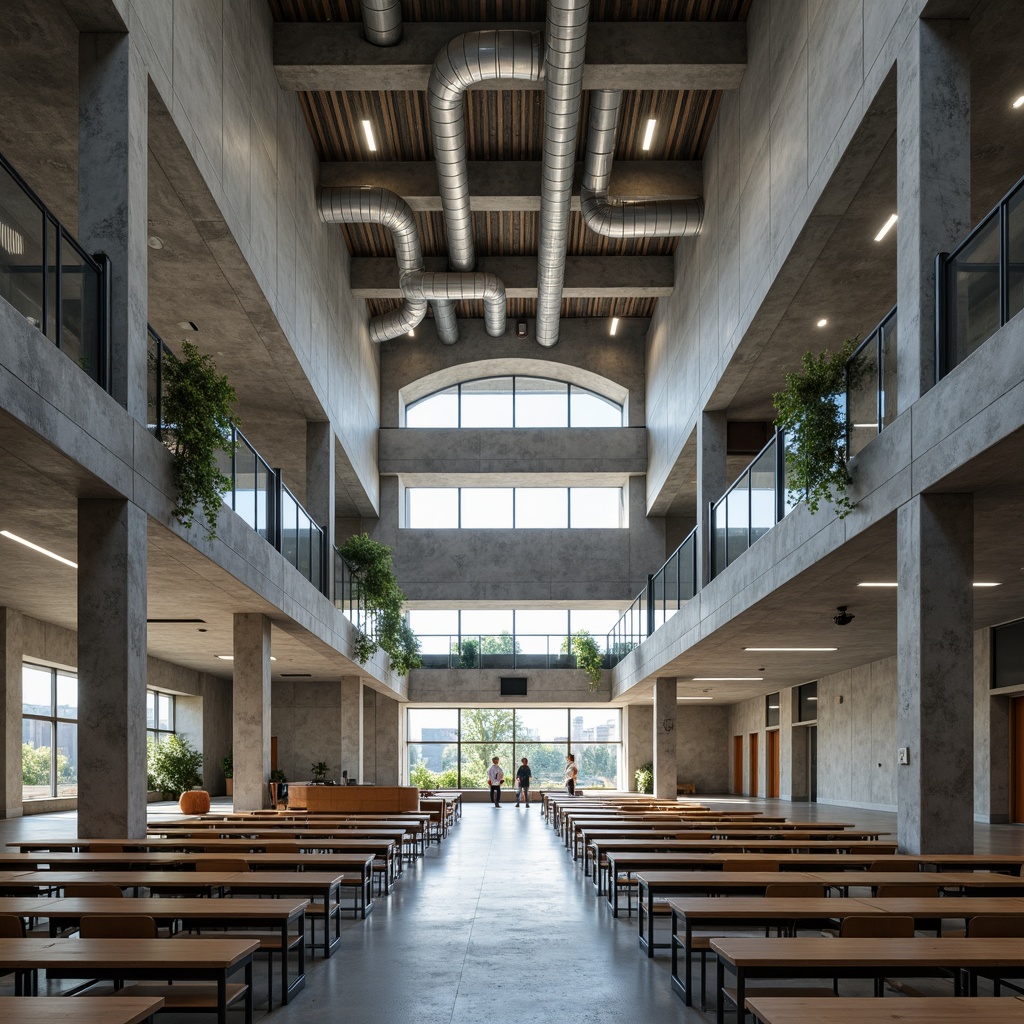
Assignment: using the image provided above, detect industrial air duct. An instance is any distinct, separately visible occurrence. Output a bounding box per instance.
[580,90,704,239]
[401,271,507,338]
[535,0,591,348]
[359,0,402,46]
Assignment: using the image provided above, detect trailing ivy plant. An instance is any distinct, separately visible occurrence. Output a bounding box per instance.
[561,629,604,689]
[340,532,422,676]
[773,338,860,519]
[162,339,238,539]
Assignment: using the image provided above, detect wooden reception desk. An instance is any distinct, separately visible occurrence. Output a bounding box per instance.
[288,785,420,813]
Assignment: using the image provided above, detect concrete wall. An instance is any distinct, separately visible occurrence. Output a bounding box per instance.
[728,698,765,796]
[271,680,344,786]
[408,670,611,704]
[676,704,731,794]
[363,688,401,785]
[646,0,923,510]
[625,703,653,791]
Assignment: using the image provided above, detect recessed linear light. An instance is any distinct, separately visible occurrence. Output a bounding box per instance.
[858,581,1000,588]
[744,647,837,652]
[874,213,898,241]
[0,530,77,569]
[1013,96,1024,109]
[816,318,828,327]
[147,618,207,624]
[361,119,377,152]
[610,317,619,336]
[217,655,277,661]
[692,677,763,681]
[680,696,714,700]
[807,696,818,701]
[852,423,880,428]
[641,118,657,151]
[768,704,780,710]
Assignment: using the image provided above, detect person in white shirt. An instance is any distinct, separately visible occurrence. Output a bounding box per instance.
[486,756,505,807]
[564,753,578,796]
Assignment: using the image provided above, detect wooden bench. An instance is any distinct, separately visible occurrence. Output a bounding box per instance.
[678,783,697,795]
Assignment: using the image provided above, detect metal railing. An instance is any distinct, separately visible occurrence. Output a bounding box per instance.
[605,527,698,666]
[937,170,1024,377]
[148,324,325,593]
[335,547,375,637]
[415,634,612,671]
[0,150,109,388]
[846,305,898,458]
[710,430,794,579]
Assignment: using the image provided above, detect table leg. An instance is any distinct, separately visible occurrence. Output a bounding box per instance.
[716,955,725,1024]
[244,960,253,1024]
[218,974,227,1024]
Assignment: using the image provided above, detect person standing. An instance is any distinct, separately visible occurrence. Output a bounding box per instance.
[515,757,533,807]
[564,752,578,796]
[486,756,505,807]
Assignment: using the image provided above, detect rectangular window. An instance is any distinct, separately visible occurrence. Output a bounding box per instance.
[147,689,176,747]
[569,487,624,528]
[21,663,78,801]
[515,488,568,528]
[405,487,626,529]
[765,692,780,728]
[460,488,513,529]
[797,681,818,722]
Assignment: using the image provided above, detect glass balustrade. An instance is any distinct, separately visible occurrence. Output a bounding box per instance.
[846,305,897,458]
[0,151,108,387]
[938,171,1024,375]
[414,634,610,671]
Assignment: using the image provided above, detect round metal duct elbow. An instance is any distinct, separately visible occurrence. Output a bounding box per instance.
[535,0,591,348]
[429,29,544,272]
[401,271,507,339]
[360,0,402,46]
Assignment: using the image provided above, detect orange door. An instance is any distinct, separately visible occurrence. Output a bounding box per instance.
[1013,699,1024,822]
[732,735,743,795]
[766,729,780,798]
[748,732,759,796]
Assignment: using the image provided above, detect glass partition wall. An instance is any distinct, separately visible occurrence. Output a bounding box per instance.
[407,707,622,790]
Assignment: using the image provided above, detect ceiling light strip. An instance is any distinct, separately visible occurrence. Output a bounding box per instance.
[0,530,77,569]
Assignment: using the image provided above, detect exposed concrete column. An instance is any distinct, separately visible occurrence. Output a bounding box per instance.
[653,677,678,799]
[973,628,1009,824]
[363,689,400,785]
[306,422,336,598]
[0,609,24,818]
[77,499,148,838]
[895,18,970,409]
[340,676,362,783]
[696,411,728,586]
[78,32,148,421]
[897,493,973,853]
[232,613,272,811]
[779,686,795,801]
[624,703,653,792]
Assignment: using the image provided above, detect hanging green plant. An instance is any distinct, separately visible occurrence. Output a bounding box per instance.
[340,532,422,676]
[635,761,654,794]
[561,629,604,689]
[773,338,861,519]
[162,339,238,539]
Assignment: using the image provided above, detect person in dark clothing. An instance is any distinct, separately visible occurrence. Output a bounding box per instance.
[515,757,532,807]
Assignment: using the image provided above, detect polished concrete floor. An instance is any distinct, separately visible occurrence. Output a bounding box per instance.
[1,795,1023,1022]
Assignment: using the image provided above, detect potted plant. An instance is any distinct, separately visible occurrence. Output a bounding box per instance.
[147,734,208,814]
[310,761,330,784]
[162,339,239,539]
[268,768,288,808]
[635,761,654,795]
[220,749,233,797]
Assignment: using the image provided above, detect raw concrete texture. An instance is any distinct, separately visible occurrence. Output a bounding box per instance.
[0,609,24,818]
[407,670,611,705]
[363,688,401,785]
[625,703,653,791]
[340,676,362,782]
[232,612,272,811]
[974,628,1009,823]
[272,679,343,784]
[676,704,731,794]
[653,677,677,798]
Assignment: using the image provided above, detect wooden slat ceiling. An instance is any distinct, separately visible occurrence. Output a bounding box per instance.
[270,0,751,320]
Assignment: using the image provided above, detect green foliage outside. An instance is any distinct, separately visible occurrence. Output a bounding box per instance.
[561,630,604,687]
[340,533,422,676]
[147,733,203,799]
[451,631,520,668]
[162,339,238,539]
[635,761,654,794]
[773,339,860,518]
[220,749,233,779]
[22,743,75,786]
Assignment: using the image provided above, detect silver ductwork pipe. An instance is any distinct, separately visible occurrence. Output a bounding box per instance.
[401,271,507,339]
[535,0,590,348]
[318,186,427,342]
[360,0,402,46]
[429,30,545,272]
[581,90,704,239]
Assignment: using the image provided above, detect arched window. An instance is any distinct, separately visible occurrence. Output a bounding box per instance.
[404,375,624,429]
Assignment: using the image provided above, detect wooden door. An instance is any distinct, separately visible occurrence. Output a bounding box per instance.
[732,735,743,795]
[1013,699,1024,822]
[766,729,780,798]
[748,732,759,796]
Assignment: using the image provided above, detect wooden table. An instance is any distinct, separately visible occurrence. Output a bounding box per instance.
[0,996,165,1023]
[712,937,1024,1024]
[30,897,308,1005]
[745,996,1024,1023]
[0,937,256,1024]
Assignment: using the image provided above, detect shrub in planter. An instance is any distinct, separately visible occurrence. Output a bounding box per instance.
[635,761,654,794]
[148,734,204,810]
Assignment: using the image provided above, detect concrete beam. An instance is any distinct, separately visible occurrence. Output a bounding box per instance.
[275,21,746,92]
[350,255,674,299]
[321,160,702,212]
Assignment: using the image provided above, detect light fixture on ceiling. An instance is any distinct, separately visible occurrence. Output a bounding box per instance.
[361,119,377,152]
[852,423,880,428]
[816,318,828,328]
[745,647,838,652]
[407,329,415,338]
[768,704,780,710]
[609,317,619,336]
[680,696,713,700]
[147,236,164,250]
[177,321,199,332]
[0,530,77,568]
[217,655,277,661]
[874,213,898,241]
[807,695,818,701]
[641,118,657,152]
[692,677,763,681]
[1013,95,1024,109]
[858,581,999,588]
